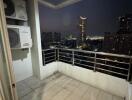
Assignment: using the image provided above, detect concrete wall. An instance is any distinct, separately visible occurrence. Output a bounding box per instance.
[28,0,58,80]
[129,84,132,100]
[12,49,33,82]
[40,62,58,80]
[126,83,132,100]
[57,62,128,98]
[27,0,43,79]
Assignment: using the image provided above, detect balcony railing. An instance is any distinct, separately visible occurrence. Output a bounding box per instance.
[42,49,57,65]
[42,48,132,82]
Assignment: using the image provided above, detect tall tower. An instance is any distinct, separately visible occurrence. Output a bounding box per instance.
[78,16,87,49]
[117,14,132,34]
[79,16,87,43]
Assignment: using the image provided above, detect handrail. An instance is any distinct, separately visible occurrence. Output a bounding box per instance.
[43,48,132,58]
[42,49,56,65]
[58,48,132,58]
[42,48,56,52]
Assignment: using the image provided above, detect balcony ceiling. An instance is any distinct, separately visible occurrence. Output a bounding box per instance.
[39,0,82,9]
[44,0,68,5]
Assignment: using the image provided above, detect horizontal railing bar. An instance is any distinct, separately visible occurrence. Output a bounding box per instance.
[44,52,55,56]
[45,56,55,59]
[96,62,129,71]
[74,54,95,59]
[96,58,130,65]
[43,48,132,58]
[74,62,94,69]
[59,55,72,59]
[75,58,95,64]
[96,52,131,58]
[59,58,72,63]
[59,52,72,55]
[96,67,128,77]
[58,48,95,54]
[42,48,56,52]
[58,48,132,58]
[45,59,56,63]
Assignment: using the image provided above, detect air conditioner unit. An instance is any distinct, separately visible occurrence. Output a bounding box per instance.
[7,25,32,49]
[4,0,28,20]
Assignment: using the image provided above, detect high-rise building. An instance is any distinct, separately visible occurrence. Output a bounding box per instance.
[103,14,132,55]
[103,32,132,55]
[117,14,132,34]
[53,32,61,43]
[78,16,88,49]
[79,16,87,43]
[41,32,53,49]
[41,32,61,49]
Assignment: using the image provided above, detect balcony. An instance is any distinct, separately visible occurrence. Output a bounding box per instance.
[1,0,132,100]
[17,72,124,100]
[16,48,132,100]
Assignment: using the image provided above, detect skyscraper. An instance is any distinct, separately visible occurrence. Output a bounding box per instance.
[117,14,132,34]
[103,14,132,55]
[78,16,88,49]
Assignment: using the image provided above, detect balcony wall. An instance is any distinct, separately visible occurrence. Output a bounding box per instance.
[40,62,58,80]
[126,84,132,100]
[41,48,131,98]
[57,62,128,98]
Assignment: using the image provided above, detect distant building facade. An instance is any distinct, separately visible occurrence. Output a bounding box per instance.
[117,14,132,34]
[103,32,132,55]
[41,32,61,49]
[86,36,104,51]
[103,14,132,55]
[64,38,77,49]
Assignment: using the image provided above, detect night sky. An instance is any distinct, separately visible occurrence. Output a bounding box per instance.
[39,0,132,36]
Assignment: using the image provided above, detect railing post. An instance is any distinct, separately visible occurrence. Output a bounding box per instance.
[43,51,46,66]
[57,48,59,61]
[72,50,74,65]
[55,49,57,61]
[94,53,96,72]
[127,57,132,81]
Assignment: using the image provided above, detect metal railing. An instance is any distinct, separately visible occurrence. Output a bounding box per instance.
[42,49,57,65]
[42,48,132,81]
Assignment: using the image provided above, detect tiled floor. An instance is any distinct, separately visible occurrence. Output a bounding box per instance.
[16,72,124,100]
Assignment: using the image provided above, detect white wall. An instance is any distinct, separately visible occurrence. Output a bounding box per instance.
[40,62,58,80]
[12,49,33,82]
[129,84,132,100]
[57,62,128,98]
[126,83,132,100]
[27,0,43,79]
[27,0,58,80]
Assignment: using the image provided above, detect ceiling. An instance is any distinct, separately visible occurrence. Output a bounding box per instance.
[39,0,82,9]
[44,0,68,5]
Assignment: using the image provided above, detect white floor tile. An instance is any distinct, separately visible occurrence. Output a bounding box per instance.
[17,73,124,100]
[16,81,33,98]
